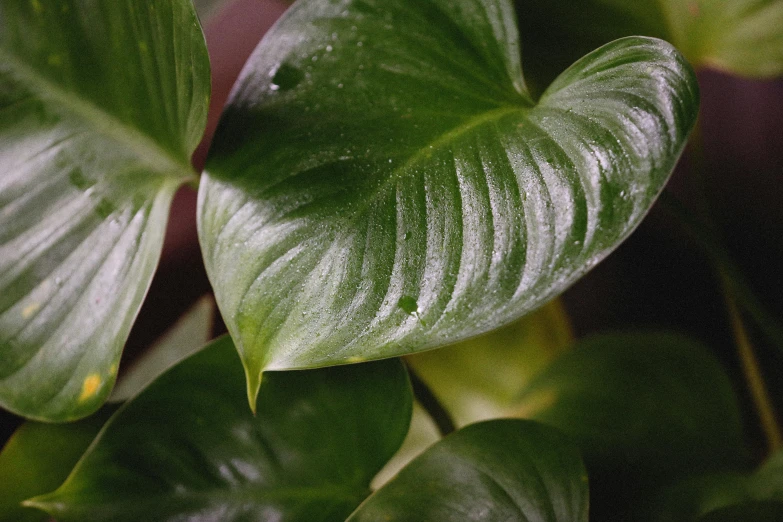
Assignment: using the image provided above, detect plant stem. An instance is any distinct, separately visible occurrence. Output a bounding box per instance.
[660,190,783,453]
[659,190,783,355]
[406,366,456,437]
[722,276,782,453]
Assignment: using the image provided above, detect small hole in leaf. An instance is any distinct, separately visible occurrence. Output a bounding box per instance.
[271,63,304,91]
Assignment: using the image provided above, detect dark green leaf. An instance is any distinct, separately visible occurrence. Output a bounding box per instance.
[654,449,783,521]
[349,419,589,522]
[28,336,412,522]
[407,299,572,426]
[697,502,783,521]
[0,406,117,522]
[517,0,783,89]
[516,332,748,518]
[199,0,699,406]
[0,0,210,420]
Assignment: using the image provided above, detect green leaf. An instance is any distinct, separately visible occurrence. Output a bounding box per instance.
[697,502,783,521]
[516,332,748,517]
[407,299,572,427]
[0,406,117,522]
[654,449,783,521]
[517,0,783,88]
[370,401,441,489]
[349,419,589,522]
[28,336,413,522]
[0,0,210,420]
[199,0,699,407]
[110,295,215,402]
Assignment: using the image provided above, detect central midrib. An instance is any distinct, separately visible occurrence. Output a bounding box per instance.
[0,48,196,180]
[346,103,530,223]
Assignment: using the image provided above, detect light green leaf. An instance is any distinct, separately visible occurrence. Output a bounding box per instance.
[517,0,783,87]
[110,295,215,402]
[199,0,699,407]
[349,419,589,522]
[517,332,748,518]
[0,0,210,420]
[28,336,413,522]
[0,406,117,522]
[407,299,572,427]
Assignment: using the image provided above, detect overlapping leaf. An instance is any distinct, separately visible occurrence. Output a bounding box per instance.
[516,0,783,90]
[654,449,783,521]
[28,336,412,522]
[517,332,747,518]
[24,338,589,521]
[349,420,589,522]
[407,299,572,427]
[0,406,116,522]
[0,0,210,420]
[199,0,700,406]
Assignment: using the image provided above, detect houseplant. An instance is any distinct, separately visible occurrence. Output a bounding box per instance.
[1,0,782,519]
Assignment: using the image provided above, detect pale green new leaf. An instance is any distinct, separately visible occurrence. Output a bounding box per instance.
[0,0,210,420]
[407,299,572,427]
[200,0,699,406]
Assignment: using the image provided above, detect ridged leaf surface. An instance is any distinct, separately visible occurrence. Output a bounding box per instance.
[0,0,210,420]
[199,0,699,403]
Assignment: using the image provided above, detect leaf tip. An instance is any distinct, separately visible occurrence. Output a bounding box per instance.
[245,368,263,416]
[22,493,59,516]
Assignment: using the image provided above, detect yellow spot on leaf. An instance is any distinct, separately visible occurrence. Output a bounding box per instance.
[138,41,148,53]
[346,356,365,363]
[79,374,102,401]
[48,54,63,66]
[22,303,41,319]
[31,0,42,13]
[109,364,117,375]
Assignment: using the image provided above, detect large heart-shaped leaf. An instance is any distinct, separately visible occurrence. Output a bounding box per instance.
[516,332,748,519]
[28,336,412,522]
[199,0,700,406]
[349,419,589,522]
[0,0,210,420]
[516,0,783,90]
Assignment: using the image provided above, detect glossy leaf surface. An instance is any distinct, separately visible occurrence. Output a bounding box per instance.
[200,0,699,405]
[0,0,210,420]
[30,336,412,522]
[0,407,116,522]
[408,299,572,426]
[349,419,589,522]
[517,0,783,89]
[517,332,747,517]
